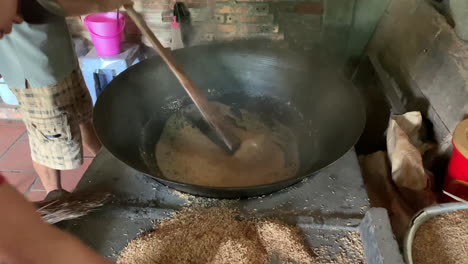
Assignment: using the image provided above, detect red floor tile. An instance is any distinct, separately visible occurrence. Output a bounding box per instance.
[30,178,46,192]
[18,132,29,142]
[0,125,26,157]
[0,140,34,172]
[62,158,92,190]
[0,172,36,193]
[0,119,23,126]
[26,190,47,202]
[30,158,92,192]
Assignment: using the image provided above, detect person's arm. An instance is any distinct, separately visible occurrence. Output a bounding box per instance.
[2,0,130,38]
[0,0,23,39]
[36,0,132,16]
[0,174,111,264]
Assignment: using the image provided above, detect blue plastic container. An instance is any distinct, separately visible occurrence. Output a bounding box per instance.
[0,77,18,105]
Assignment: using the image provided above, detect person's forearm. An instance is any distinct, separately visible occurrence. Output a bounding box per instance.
[35,0,130,16]
[21,226,113,264]
[0,175,111,264]
[55,0,102,16]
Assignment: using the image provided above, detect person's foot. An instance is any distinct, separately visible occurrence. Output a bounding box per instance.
[44,189,70,201]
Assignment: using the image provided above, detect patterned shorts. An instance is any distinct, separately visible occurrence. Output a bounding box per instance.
[11,70,93,170]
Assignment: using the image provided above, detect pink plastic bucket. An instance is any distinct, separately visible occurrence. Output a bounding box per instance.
[84,12,125,56]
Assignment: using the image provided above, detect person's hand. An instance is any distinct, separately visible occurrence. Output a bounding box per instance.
[0,0,23,39]
[0,174,111,264]
[56,0,133,16]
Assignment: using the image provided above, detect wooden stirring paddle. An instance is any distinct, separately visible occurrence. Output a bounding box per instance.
[125,4,241,153]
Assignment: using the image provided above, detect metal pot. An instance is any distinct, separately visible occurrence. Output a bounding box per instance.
[404,202,468,264]
[93,41,366,198]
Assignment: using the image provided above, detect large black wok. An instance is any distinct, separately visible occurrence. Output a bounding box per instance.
[93,41,365,198]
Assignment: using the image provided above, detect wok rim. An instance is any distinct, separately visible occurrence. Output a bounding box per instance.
[93,42,367,197]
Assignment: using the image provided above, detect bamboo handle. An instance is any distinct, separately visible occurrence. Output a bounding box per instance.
[124,5,240,153]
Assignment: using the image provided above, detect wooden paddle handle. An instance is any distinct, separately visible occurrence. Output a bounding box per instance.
[124,5,240,152]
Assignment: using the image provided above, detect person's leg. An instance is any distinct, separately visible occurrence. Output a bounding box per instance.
[75,68,101,156]
[12,76,84,196]
[32,161,62,193]
[79,121,101,156]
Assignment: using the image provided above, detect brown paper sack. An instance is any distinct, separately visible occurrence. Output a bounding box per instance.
[359,151,414,241]
[386,112,427,191]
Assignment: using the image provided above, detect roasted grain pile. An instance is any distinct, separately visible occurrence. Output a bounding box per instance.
[156,102,299,187]
[117,208,316,264]
[412,209,468,264]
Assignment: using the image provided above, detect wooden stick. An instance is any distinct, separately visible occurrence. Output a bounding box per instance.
[125,4,241,153]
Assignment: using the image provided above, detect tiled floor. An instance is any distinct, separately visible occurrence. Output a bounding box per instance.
[0,119,93,201]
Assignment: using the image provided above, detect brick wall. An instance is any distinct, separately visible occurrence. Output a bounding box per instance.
[67,0,326,50]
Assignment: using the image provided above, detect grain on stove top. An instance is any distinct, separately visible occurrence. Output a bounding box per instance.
[313,232,365,264]
[257,220,315,263]
[116,207,316,264]
[412,209,468,264]
[117,207,367,264]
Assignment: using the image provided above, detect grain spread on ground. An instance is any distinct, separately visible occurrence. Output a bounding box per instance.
[313,233,365,264]
[412,209,468,264]
[155,102,299,187]
[117,208,365,264]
